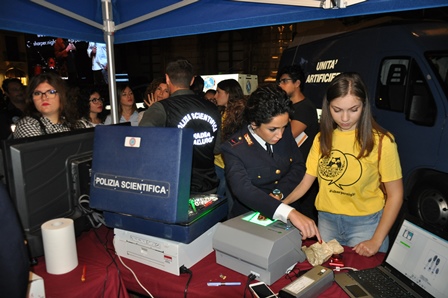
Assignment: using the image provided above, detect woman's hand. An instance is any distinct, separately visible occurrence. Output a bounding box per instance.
[288,209,321,242]
[144,93,157,107]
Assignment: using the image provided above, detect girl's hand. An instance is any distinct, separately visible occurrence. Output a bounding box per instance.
[353,239,381,257]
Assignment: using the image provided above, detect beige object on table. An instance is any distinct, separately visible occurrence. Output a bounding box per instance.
[302,239,344,266]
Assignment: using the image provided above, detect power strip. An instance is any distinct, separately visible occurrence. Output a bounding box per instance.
[279,266,333,298]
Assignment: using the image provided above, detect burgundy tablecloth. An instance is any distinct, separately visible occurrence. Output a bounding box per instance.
[33,226,385,297]
[32,227,129,298]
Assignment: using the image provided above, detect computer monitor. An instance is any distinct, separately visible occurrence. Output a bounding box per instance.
[1,128,95,257]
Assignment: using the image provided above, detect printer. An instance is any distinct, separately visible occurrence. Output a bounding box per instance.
[213,212,306,285]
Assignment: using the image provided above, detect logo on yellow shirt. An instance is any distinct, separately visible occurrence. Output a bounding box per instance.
[318,149,361,190]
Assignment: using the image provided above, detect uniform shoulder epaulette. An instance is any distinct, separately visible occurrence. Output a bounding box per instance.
[243,133,254,146]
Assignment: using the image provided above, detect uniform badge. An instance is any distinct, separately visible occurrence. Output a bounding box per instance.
[229,136,243,147]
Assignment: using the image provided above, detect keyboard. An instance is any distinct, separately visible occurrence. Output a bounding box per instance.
[350,268,415,298]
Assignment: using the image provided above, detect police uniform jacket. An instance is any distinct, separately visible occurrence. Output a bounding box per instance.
[222,124,305,219]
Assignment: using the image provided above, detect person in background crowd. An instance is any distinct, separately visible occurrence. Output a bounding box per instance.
[190,75,205,99]
[104,84,139,126]
[277,64,319,222]
[0,78,26,140]
[77,87,105,127]
[54,38,78,86]
[139,58,221,195]
[277,64,318,156]
[144,77,170,106]
[283,72,403,256]
[13,72,78,138]
[137,77,170,124]
[213,79,247,200]
[222,84,321,241]
[87,42,108,90]
[204,89,217,104]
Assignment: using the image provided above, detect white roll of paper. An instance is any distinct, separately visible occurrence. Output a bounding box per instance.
[41,218,78,274]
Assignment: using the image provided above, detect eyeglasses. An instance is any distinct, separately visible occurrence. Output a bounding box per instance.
[89,97,104,104]
[33,89,58,99]
[278,78,293,85]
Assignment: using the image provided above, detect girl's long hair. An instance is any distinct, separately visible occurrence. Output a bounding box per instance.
[218,79,247,142]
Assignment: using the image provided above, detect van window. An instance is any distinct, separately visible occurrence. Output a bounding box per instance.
[376,58,437,126]
[376,58,409,112]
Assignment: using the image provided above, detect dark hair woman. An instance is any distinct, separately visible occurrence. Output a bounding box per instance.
[221,84,321,242]
[13,72,78,138]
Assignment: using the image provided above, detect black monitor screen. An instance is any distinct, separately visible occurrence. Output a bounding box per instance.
[2,128,95,235]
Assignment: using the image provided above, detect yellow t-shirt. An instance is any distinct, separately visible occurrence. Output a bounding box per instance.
[214,112,226,169]
[306,129,402,216]
[214,153,225,169]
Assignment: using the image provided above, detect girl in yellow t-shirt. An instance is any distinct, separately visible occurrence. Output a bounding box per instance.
[283,72,403,257]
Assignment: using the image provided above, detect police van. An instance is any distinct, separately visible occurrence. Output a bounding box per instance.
[279,20,448,231]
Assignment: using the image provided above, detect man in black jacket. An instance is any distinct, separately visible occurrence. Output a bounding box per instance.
[139,58,221,194]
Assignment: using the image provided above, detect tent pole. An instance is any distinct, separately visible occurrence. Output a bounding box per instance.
[105,33,118,124]
[102,0,119,124]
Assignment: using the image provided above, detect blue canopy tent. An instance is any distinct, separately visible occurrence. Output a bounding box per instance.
[1,0,447,122]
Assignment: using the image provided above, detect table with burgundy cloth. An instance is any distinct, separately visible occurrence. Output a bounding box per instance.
[32,225,385,297]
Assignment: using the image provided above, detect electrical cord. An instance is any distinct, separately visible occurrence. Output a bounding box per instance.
[113,237,155,298]
[92,228,123,298]
[116,253,154,297]
[333,266,359,272]
[244,273,257,298]
[180,265,192,298]
[78,194,106,228]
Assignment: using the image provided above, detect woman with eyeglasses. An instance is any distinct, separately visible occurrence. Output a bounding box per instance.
[13,72,78,138]
[77,88,105,127]
[104,84,139,126]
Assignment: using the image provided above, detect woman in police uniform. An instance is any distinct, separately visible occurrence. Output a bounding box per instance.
[221,85,321,241]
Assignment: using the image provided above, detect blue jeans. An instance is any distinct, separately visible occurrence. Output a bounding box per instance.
[318,210,389,252]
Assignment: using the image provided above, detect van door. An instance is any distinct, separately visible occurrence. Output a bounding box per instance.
[373,55,448,229]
